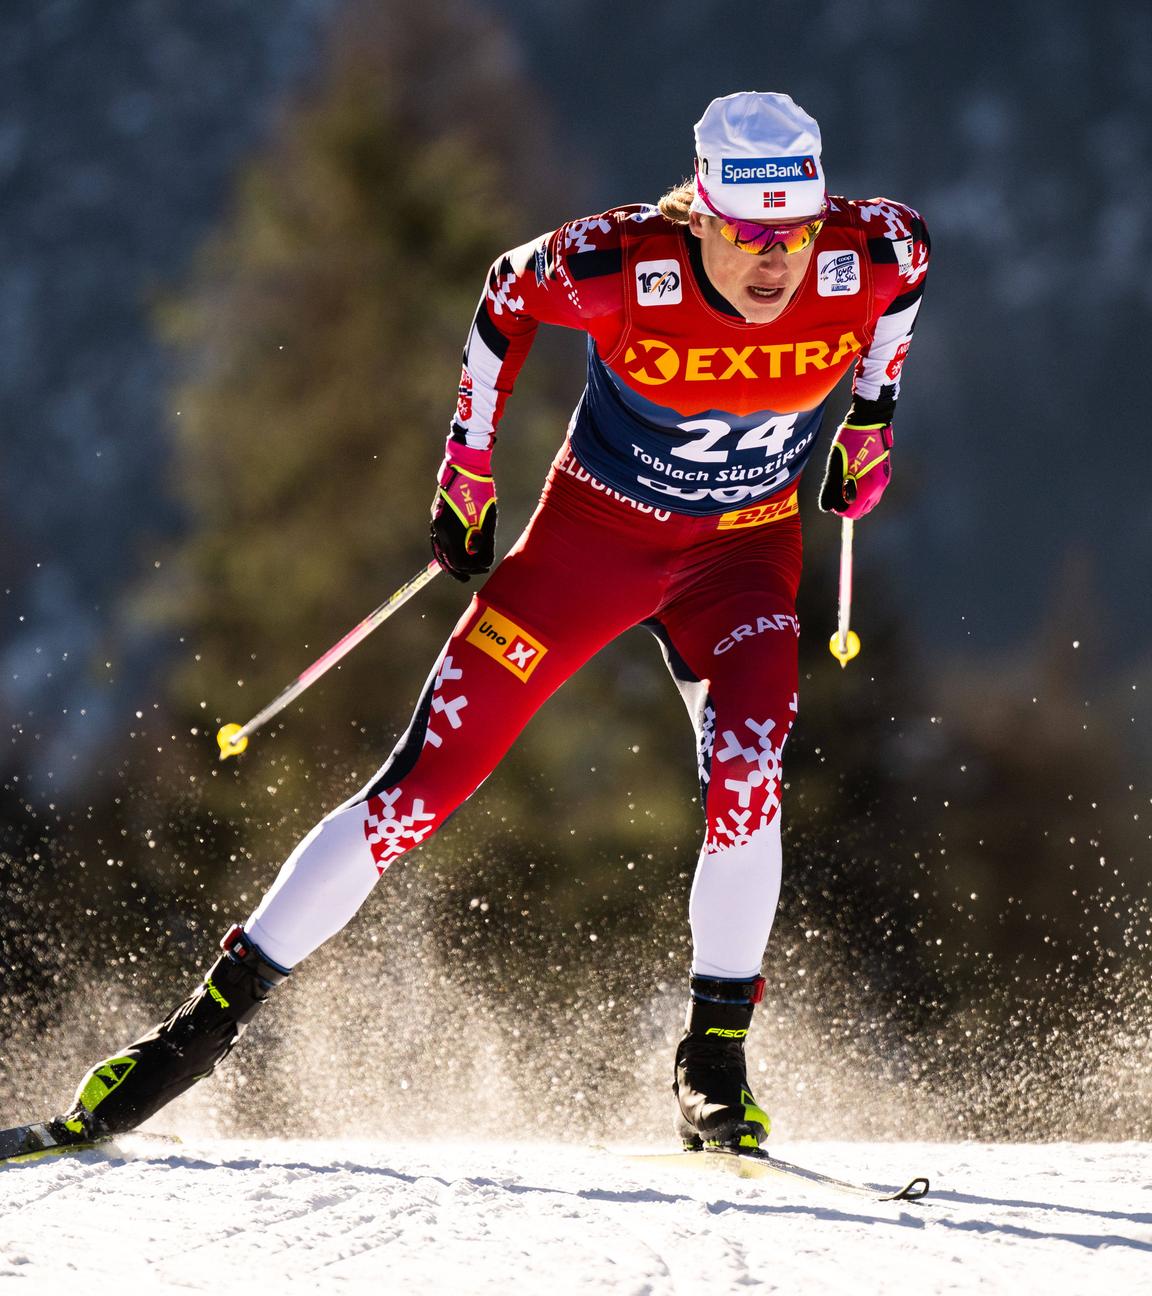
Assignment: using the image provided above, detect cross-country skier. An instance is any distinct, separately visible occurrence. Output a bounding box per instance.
[53,92,929,1152]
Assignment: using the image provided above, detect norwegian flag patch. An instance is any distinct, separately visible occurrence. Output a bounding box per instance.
[763,191,787,209]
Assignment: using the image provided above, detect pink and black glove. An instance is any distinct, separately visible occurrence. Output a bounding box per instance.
[430,441,497,582]
[819,423,894,519]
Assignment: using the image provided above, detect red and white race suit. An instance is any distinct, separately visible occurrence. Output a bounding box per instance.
[246,198,930,979]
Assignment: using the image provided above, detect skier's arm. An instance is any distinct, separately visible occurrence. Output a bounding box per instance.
[431,212,627,579]
[820,202,930,517]
[450,213,628,452]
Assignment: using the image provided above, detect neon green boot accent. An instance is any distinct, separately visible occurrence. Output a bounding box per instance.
[740,1088,771,1145]
[74,1057,137,1117]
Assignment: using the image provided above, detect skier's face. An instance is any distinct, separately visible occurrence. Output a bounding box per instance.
[689,212,815,324]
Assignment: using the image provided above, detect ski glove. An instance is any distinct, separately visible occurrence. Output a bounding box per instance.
[818,422,894,519]
[430,441,497,581]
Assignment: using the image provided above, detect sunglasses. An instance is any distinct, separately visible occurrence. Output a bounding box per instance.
[694,161,827,255]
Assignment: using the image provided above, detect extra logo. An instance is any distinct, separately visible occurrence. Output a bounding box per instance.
[622,333,863,386]
[635,259,682,306]
[466,607,548,681]
[716,492,799,530]
[722,156,818,184]
[817,250,860,297]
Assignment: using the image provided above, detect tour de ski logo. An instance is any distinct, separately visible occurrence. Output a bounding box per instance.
[635,259,682,306]
[816,250,860,296]
[466,606,548,681]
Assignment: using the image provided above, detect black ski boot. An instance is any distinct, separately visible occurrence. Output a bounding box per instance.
[58,925,289,1139]
[673,974,770,1151]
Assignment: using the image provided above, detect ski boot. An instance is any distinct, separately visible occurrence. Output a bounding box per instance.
[673,974,771,1151]
[58,925,289,1139]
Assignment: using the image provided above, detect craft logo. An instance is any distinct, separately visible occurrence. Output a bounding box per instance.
[763,191,787,210]
[722,155,818,184]
[886,341,911,381]
[455,366,474,422]
[817,250,860,297]
[716,492,799,530]
[467,607,548,681]
[714,612,801,656]
[635,259,682,306]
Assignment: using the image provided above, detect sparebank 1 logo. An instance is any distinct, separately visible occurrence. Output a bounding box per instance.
[635,259,682,306]
[722,155,818,184]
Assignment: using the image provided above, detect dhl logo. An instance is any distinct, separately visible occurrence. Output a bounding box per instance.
[622,332,863,386]
[716,492,799,530]
[466,606,548,681]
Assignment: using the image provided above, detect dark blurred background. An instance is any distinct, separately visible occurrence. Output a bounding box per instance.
[2,0,1149,1143]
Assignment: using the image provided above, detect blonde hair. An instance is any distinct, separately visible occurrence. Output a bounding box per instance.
[657,177,695,224]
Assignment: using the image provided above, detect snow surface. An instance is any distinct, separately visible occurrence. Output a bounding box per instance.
[1,1139,1149,1293]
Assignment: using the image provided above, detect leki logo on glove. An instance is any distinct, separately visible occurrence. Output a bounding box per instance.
[455,479,481,524]
[467,607,548,681]
[848,434,883,475]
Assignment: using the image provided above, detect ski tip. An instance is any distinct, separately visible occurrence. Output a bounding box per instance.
[888,1175,930,1202]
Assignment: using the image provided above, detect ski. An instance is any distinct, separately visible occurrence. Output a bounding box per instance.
[625,1147,930,1202]
[0,1120,180,1167]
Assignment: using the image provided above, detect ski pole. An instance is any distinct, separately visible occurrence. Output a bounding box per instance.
[828,517,861,668]
[216,560,442,759]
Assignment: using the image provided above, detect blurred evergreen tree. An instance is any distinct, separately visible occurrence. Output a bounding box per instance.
[131,0,710,927]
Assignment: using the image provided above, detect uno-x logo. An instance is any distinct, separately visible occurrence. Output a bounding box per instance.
[466,606,548,681]
[716,493,799,530]
[622,334,863,386]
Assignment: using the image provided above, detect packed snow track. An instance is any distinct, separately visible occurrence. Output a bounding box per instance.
[1,1139,1148,1293]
